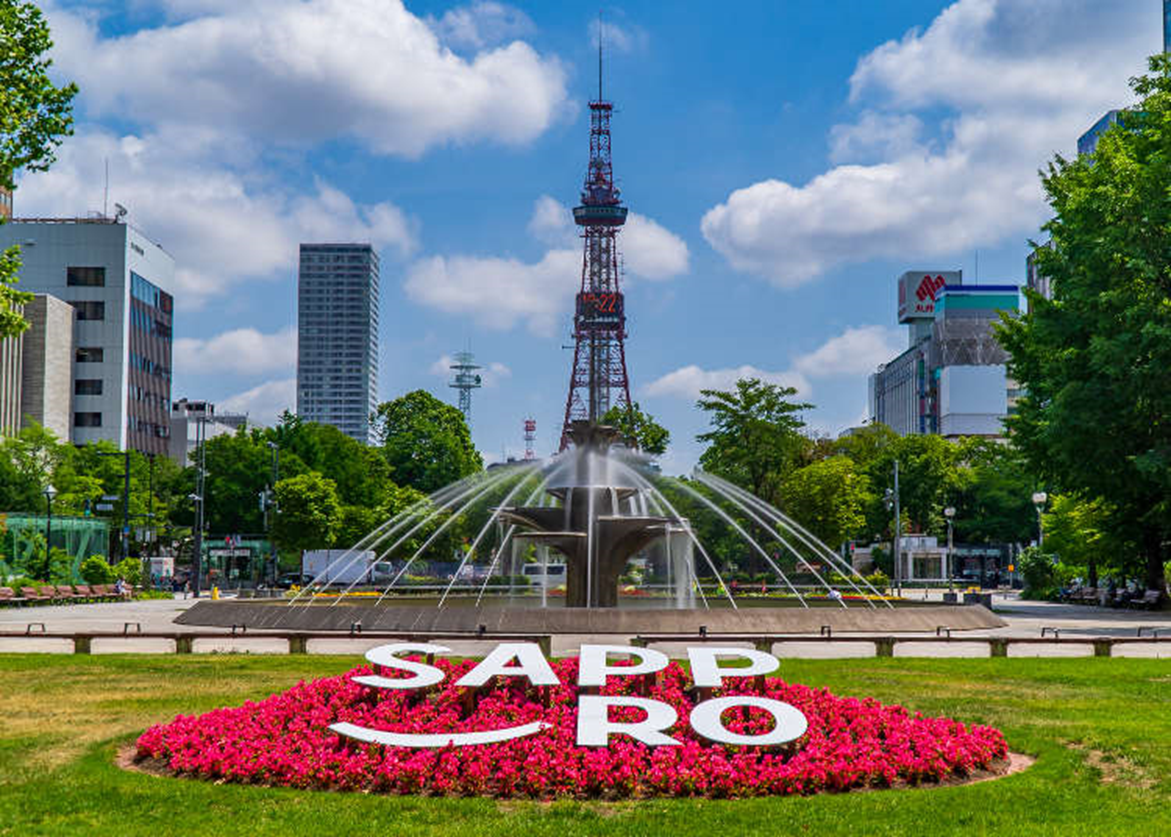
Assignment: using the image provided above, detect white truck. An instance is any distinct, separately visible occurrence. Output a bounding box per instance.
[301,550,392,586]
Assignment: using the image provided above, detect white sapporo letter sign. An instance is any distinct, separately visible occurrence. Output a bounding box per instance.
[329,642,809,749]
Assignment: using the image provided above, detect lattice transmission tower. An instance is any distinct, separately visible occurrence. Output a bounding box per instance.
[559,36,632,450]
[449,351,482,426]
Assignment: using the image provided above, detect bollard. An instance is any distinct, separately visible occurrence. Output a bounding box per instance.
[989,638,1009,658]
[753,639,773,653]
[175,636,194,654]
[1092,639,1113,658]
[288,635,309,655]
[73,635,92,655]
[874,637,896,658]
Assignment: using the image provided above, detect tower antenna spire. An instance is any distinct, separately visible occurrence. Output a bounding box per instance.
[597,10,603,101]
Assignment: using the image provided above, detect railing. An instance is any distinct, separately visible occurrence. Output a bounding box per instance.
[0,626,1167,658]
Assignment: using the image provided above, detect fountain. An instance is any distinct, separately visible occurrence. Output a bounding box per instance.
[178,417,1005,635]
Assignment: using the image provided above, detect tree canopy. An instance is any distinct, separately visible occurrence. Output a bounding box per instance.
[696,378,812,506]
[371,390,482,494]
[601,402,670,455]
[998,57,1171,593]
[1,0,77,338]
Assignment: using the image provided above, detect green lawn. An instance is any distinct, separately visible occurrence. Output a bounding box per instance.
[0,654,1168,836]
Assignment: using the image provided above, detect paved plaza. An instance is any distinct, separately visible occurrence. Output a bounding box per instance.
[1,591,1168,658]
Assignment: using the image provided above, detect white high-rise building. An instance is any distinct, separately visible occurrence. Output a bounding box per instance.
[0,217,175,455]
[296,243,379,443]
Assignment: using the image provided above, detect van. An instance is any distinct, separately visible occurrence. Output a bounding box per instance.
[522,563,567,587]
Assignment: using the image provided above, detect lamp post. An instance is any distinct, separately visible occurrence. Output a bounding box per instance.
[943,507,956,592]
[266,441,279,586]
[883,459,901,597]
[43,485,57,568]
[189,492,203,597]
[1031,491,1048,550]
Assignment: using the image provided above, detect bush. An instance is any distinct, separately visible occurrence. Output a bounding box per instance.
[80,556,115,586]
[134,589,174,600]
[113,557,143,587]
[487,575,529,587]
[1018,546,1059,598]
[5,576,48,590]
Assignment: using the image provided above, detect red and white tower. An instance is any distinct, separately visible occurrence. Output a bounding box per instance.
[523,418,537,460]
[560,44,632,450]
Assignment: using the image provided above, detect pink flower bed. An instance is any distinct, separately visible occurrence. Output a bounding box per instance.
[136,657,1008,798]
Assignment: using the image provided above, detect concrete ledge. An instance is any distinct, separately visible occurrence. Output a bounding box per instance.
[176,601,1007,634]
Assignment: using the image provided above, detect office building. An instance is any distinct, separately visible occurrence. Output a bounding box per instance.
[296,243,379,444]
[0,217,175,455]
[0,294,75,439]
[870,271,1019,438]
[168,398,248,464]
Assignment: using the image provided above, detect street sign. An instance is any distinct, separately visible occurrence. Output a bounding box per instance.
[101,495,120,502]
[95,503,114,512]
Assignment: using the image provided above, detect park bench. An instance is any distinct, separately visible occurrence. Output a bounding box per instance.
[0,587,27,607]
[1127,590,1163,610]
[53,586,83,603]
[19,587,51,605]
[72,585,96,602]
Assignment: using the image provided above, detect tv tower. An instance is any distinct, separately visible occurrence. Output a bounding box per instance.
[524,418,537,460]
[449,351,482,425]
[559,28,633,450]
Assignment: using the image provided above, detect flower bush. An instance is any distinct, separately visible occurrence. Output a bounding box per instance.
[136,657,1007,798]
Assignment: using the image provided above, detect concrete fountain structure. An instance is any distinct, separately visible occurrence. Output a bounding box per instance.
[178,420,1005,636]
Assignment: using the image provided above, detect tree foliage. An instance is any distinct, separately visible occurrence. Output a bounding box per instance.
[998,57,1171,592]
[601,402,670,455]
[372,390,482,494]
[271,473,342,554]
[778,455,871,550]
[696,378,812,506]
[1,0,78,337]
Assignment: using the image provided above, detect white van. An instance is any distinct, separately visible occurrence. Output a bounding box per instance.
[522,563,567,588]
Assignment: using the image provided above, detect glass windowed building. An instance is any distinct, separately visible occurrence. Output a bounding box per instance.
[0,217,175,454]
[296,243,379,444]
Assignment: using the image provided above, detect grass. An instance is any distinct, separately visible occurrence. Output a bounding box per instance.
[0,654,1169,836]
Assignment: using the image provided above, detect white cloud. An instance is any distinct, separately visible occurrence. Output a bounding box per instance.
[701,0,1155,287]
[645,365,810,400]
[428,1,535,51]
[645,323,902,401]
[16,129,417,307]
[588,16,647,54]
[219,377,296,427]
[828,111,925,164]
[174,326,296,376]
[623,213,690,280]
[405,249,580,335]
[405,196,688,332]
[428,354,512,387]
[792,325,904,378]
[526,194,576,248]
[47,0,569,158]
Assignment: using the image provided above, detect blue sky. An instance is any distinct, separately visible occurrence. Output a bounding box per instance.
[16,0,1162,472]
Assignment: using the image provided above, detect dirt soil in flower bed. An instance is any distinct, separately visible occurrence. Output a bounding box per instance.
[130,657,1013,799]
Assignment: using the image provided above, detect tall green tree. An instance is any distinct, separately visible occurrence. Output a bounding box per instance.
[371,390,482,493]
[998,57,1171,594]
[862,434,961,540]
[601,402,670,455]
[271,473,342,554]
[1,0,77,337]
[778,455,871,550]
[267,417,391,507]
[696,378,812,506]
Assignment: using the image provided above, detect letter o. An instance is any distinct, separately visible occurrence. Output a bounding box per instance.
[688,696,808,746]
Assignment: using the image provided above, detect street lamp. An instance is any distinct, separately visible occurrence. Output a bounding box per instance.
[43,485,57,568]
[1031,491,1048,549]
[943,507,956,592]
[189,492,203,597]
